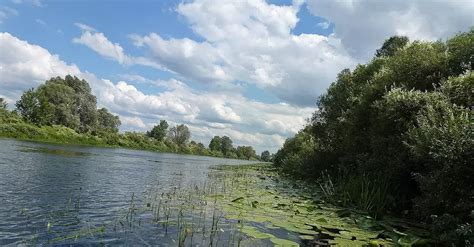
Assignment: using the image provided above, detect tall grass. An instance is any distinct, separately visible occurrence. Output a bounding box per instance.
[319,171,392,217]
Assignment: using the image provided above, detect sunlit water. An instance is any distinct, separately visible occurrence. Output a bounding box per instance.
[0,139,258,246]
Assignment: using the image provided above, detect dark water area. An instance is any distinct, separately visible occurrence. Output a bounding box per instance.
[0,139,257,246]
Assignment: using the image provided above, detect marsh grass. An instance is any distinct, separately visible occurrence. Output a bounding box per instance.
[319,171,392,218]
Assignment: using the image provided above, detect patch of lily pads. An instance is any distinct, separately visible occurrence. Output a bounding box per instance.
[206,164,431,246]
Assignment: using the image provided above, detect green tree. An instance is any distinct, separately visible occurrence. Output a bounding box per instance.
[441,71,473,107]
[63,75,98,133]
[260,150,271,162]
[15,88,42,124]
[220,136,233,156]
[14,76,103,133]
[168,124,190,146]
[36,80,80,129]
[0,98,7,110]
[446,28,474,75]
[209,136,222,151]
[147,120,169,141]
[236,146,256,160]
[97,108,120,133]
[375,35,409,57]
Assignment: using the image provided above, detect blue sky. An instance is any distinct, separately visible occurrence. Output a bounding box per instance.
[1,0,472,152]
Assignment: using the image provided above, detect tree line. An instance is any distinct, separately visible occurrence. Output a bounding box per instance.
[0,76,272,161]
[273,29,473,245]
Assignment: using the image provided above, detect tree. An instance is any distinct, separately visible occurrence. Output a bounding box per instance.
[220,136,233,156]
[0,98,7,110]
[63,75,98,133]
[147,120,169,141]
[375,36,409,57]
[261,150,271,162]
[446,28,474,75]
[236,146,256,160]
[97,108,120,133]
[209,136,222,151]
[168,124,190,146]
[15,88,41,124]
[36,80,79,129]
[14,76,104,133]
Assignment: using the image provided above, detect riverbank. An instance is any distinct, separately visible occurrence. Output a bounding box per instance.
[0,121,257,161]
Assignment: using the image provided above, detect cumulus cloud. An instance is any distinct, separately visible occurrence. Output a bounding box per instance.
[0,32,80,100]
[0,32,312,152]
[126,0,356,106]
[307,0,474,59]
[72,1,354,106]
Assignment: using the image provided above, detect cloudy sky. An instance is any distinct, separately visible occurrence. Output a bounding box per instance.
[0,0,472,152]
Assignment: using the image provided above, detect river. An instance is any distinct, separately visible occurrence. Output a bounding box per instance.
[0,139,257,245]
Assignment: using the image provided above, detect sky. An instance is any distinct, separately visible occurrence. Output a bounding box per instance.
[0,0,473,153]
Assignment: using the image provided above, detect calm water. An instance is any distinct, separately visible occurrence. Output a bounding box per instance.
[0,139,257,246]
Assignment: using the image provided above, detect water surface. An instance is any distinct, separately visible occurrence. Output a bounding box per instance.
[0,139,257,245]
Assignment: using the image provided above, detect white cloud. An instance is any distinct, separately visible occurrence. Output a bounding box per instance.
[133,0,356,106]
[307,0,474,59]
[78,1,356,106]
[0,32,312,152]
[0,32,80,99]
[73,23,130,64]
[73,23,165,70]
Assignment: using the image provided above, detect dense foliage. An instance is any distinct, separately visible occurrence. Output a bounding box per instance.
[274,29,473,245]
[207,135,259,160]
[0,77,262,161]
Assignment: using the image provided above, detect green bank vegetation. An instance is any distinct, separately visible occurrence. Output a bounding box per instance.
[274,29,473,245]
[0,76,266,160]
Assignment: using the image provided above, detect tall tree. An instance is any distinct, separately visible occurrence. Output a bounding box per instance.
[97,108,120,133]
[36,80,79,129]
[261,150,271,162]
[15,88,42,124]
[209,136,222,151]
[168,124,190,146]
[375,36,409,57]
[147,120,169,141]
[63,75,98,133]
[220,136,233,156]
[0,98,7,110]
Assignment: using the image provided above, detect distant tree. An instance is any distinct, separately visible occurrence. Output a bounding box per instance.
[220,136,233,156]
[375,36,409,57]
[168,124,190,146]
[236,146,256,160]
[147,120,169,141]
[209,136,222,151]
[97,108,121,133]
[15,88,41,124]
[0,98,7,110]
[261,150,271,162]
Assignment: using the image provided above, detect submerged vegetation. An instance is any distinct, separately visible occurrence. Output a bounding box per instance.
[274,29,473,245]
[0,76,263,160]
